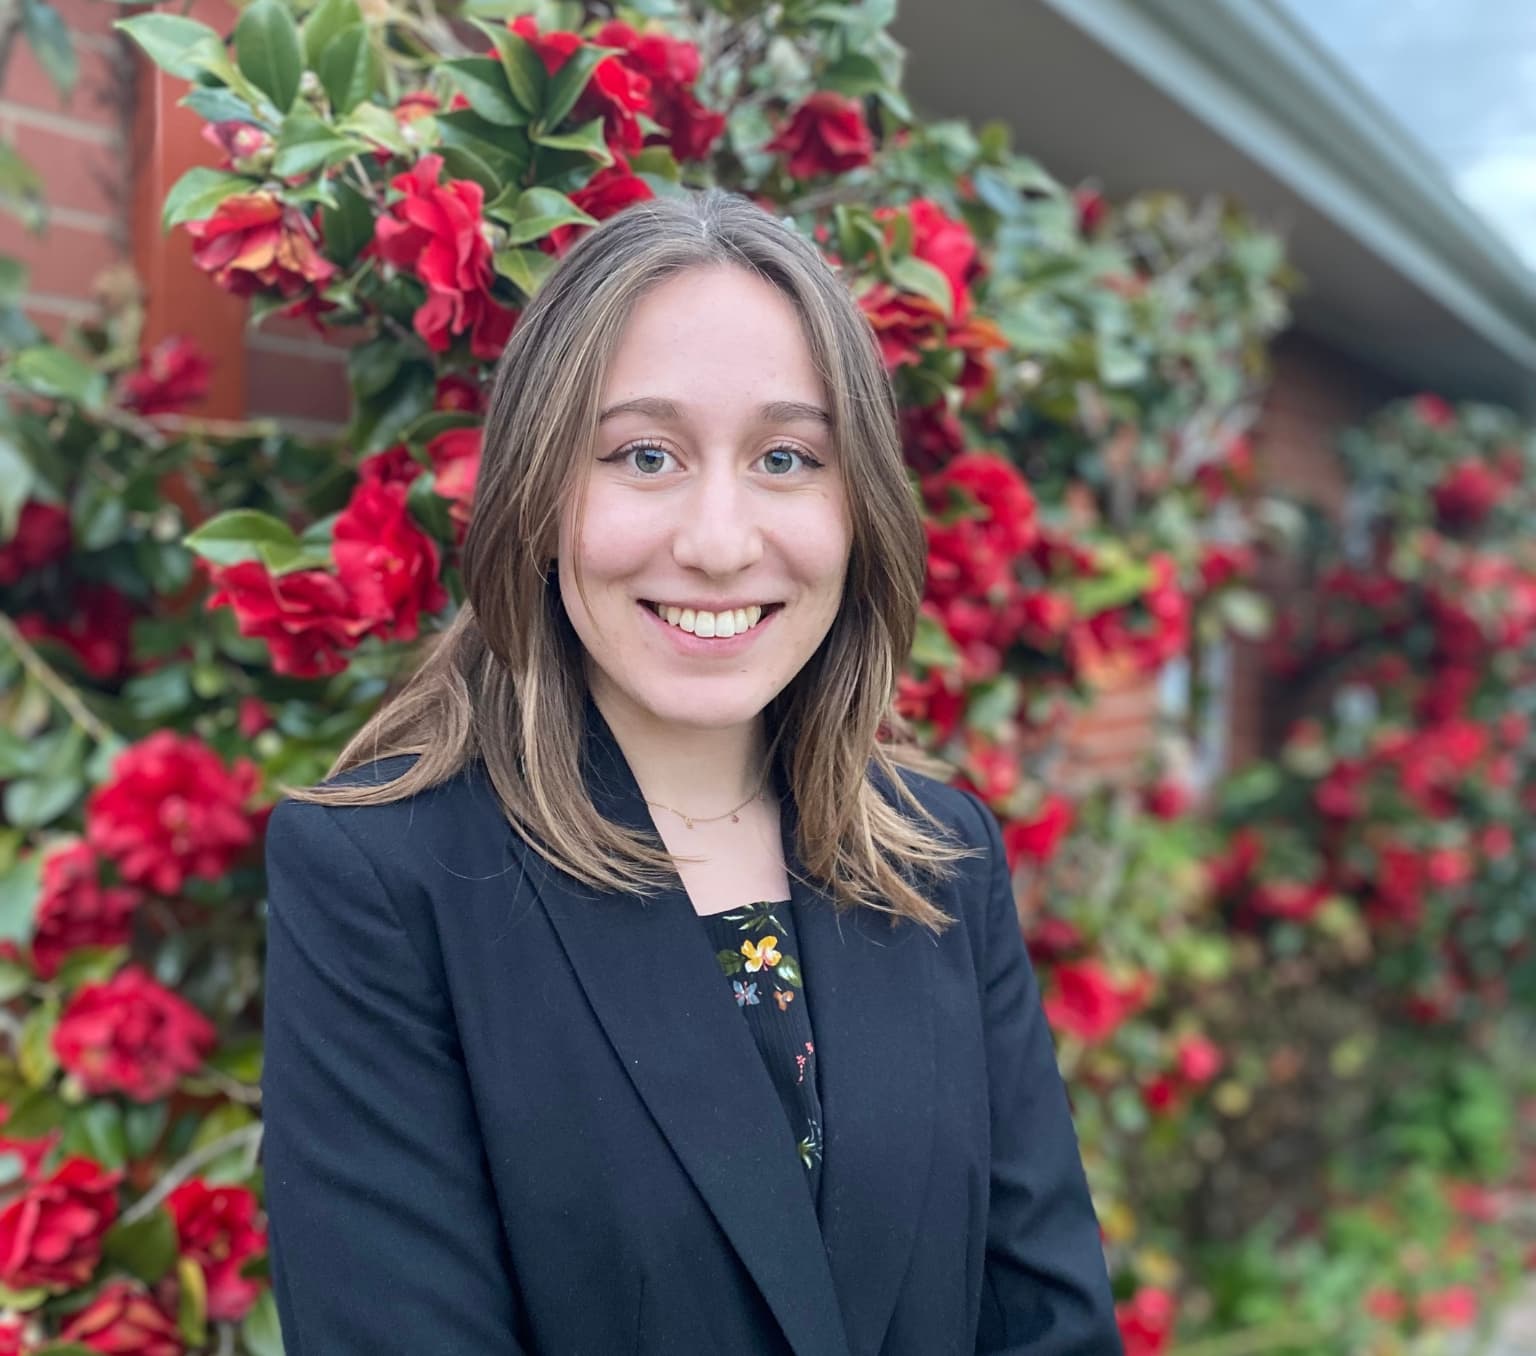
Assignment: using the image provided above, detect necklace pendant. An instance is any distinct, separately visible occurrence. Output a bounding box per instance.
[730,813,740,823]
[683,816,694,829]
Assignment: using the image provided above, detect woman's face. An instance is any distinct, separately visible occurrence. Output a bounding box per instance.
[558,263,852,736]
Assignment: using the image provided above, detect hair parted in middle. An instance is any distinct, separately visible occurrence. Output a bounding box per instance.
[283,186,981,932]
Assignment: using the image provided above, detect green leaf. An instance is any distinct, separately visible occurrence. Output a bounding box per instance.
[317,25,381,116]
[69,1099,128,1171]
[123,1101,169,1159]
[0,431,37,537]
[234,0,303,114]
[179,86,261,126]
[492,246,556,296]
[7,345,106,407]
[485,185,596,246]
[963,674,1021,736]
[319,179,373,263]
[2,1087,63,1138]
[183,508,302,567]
[440,57,529,128]
[102,1208,178,1285]
[178,1255,208,1348]
[530,114,610,162]
[0,854,40,948]
[629,144,679,181]
[338,100,410,156]
[821,52,886,99]
[400,409,480,445]
[909,611,958,669]
[2,776,80,829]
[473,19,546,115]
[272,112,365,178]
[301,0,362,68]
[434,111,529,189]
[774,956,802,987]
[114,13,224,81]
[541,43,614,130]
[1216,587,1273,639]
[436,143,501,195]
[18,998,59,1088]
[161,166,254,231]
[0,959,31,1003]
[50,945,128,991]
[889,256,954,317]
[0,257,26,305]
[241,1290,286,1356]
[21,0,76,99]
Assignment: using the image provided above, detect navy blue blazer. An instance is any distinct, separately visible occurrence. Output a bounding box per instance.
[259,695,1122,1355]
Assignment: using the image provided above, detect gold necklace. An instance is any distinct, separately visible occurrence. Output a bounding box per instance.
[644,765,771,830]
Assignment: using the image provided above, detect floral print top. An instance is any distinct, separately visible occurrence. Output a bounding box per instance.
[697,898,823,1205]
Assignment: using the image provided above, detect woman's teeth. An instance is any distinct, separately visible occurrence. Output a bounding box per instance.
[649,603,766,637]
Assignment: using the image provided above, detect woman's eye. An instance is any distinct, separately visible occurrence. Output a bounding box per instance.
[603,443,825,476]
[607,443,673,474]
[762,445,823,475]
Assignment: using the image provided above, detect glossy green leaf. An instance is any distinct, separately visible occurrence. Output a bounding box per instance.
[183,509,303,567]
[114,13,224,81]
[7,345,107,407]
[102,1207,178,1285]
[317,25,381,115]
[473,19,545,115]
[485,185,596,246]
[18,998,59,1088]
[440,57,529,127]
[530,114,610,162]
[272,112,365,178]
[161,166,254,231]
[301,0,362,68]
[492,246,556,296]
[541,43,614,130]
[234,0,304,114]
[241,1290,287,1356]
[0,854,40,947]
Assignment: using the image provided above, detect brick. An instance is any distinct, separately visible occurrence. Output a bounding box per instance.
[0,217,123,300]
[246,346,352,424]
[52,0,133,39]
[0,42,125,130]
[9,121,124,220]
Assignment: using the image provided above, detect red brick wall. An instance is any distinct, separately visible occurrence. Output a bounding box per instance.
[0,0,132,340]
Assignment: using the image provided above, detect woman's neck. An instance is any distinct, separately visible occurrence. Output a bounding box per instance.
[593,688,772,819]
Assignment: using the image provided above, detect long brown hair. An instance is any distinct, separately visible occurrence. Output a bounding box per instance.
[284,188,979,931]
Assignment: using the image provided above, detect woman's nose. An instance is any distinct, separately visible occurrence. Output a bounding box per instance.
[668,465,765,576]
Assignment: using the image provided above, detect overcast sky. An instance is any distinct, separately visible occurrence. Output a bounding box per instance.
[1280,0,1536,270]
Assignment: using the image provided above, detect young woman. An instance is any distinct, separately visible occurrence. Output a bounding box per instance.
[260,188,1121,1355]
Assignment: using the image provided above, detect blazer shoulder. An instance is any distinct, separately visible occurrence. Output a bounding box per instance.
[877,758,989,851]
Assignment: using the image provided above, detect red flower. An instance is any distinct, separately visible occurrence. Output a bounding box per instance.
[859,284,947,369]
[0,499,70,585]
[1175,1034,1223,1084]
[1024,916,1084,966]
[1412,393,1455,428]
[1417,1285,1477,1329]
[58,1277,183,1355]
[0,1155,122,1291]
[206,560,374,679]
[1365,1287,1406,1323]
[54,965,217,1103]
[1251,877,1327,922]
[85,731,261,896]
[166,1179,267,1321]
[591,20,725,161]
[544,156,655,257]
[1432,459,1502,531]
[200,120,271,171]
[0,1317,22,1355]
[1073,186,1108,236]
[873,198,981,319]
[14,582,138,681]
[185,193,335,302]
[0,1103,61,1185]
[922,452,1037,600]
[1116,1286,1175,1356]
[512,16,653,155]
[373,155,518,360]
[893,667,964,742]
[332,479,448,643]
[765,91,875,178]
[1142,778,1193,820]
[31,841,141,982]
[899,401,966,473]
[1043,959,1149,1044]
[1197,542,1255,592]
[237,695,273,740]
[1002,794,1074,868]
[434,373,484,413]
[426,426,483,541]
[946,311,1009,399]
[119,336,212,417]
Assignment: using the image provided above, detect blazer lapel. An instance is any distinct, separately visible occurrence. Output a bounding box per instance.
[527,694,852,1356]
[782,765,937,1356]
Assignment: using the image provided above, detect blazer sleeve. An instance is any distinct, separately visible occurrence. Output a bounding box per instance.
[260,798,529,1355]
[958,788,1124,1356]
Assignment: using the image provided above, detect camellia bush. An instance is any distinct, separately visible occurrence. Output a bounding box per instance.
[1,0,1531,1352]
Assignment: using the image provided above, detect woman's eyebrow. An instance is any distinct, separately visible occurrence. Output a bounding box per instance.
[597,396,832,427]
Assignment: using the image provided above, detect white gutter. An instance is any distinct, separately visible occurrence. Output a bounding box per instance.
[1040,0,1536,394]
